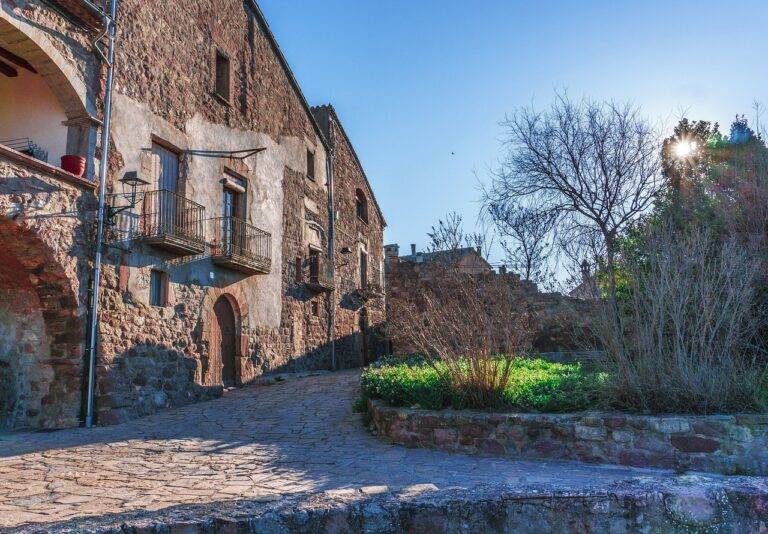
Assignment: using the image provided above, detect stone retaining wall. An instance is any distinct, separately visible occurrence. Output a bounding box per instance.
[369,401,768,475]
[20,478,768,533]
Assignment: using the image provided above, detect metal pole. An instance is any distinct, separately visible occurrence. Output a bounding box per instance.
[326,120,337,371]
[85,0,118,428]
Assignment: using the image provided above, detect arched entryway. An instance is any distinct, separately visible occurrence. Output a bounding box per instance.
[199,288,249,388]
[0,217,84,430]
[0,16,96,174]
[211,296,238,388]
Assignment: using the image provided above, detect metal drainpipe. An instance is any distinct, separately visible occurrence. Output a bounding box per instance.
[326,120,337,371]
[85,0,118,428]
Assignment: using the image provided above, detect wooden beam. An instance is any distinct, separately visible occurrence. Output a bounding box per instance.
[0,60,18,78]
[0,46,37,74]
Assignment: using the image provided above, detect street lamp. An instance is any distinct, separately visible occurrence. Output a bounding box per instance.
[107,171,150,225]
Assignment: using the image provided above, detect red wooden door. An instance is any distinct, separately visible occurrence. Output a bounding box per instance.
[211,296,237,387]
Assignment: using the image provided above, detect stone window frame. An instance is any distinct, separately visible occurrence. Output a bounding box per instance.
[219,163,253,230]
[212,47,232,106]
[306,148,315,181]
[355,188,369,224]
[148,268,169,307]
[146,135,189,197]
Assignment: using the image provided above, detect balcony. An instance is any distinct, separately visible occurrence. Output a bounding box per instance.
[303,254,334,293]
[136,190,206,255]
[355,264,384,301]
[47,0,107,28]
[210,217,271,275]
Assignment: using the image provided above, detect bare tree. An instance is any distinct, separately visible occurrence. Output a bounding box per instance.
[427,211,465,252]
[427,211,495,260]
[484,94,664,303]
[488,202,556,283]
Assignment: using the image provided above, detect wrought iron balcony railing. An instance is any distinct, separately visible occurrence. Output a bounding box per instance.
[1,138,48,162]
[137,189,206,254]
[210,216,271,275]
[105,189,205,254]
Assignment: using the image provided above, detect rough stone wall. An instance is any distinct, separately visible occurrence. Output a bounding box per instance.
[386,261,592,355]
[313,106,387,369]
[0,152,95,429]
[371,400,768,475]
[115,0,317,145]
[31,478,768,533]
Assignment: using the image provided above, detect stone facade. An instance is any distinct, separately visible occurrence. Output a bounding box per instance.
[314,105,388,369]
[0,0,385,428]
[370,400,768,475]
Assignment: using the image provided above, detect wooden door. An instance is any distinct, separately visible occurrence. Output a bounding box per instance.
[211,296,237,387]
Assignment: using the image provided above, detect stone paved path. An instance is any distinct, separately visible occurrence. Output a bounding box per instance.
[0,370,674,529]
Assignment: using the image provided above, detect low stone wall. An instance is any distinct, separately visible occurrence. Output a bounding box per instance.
[20,478,768,533]
[369,401,768,475]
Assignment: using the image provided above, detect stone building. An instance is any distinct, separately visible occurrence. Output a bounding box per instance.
[388,244,493,276]
[0,0,385,430]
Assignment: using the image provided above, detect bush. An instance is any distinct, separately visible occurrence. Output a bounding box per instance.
[361,356,606,413]
[594,226,768,414]
[388,266,532,409]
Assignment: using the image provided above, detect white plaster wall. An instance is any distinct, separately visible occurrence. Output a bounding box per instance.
[110,94,329,330]
[0,68,68,165]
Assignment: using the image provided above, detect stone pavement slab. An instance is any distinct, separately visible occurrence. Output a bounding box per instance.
[0,370,745,531]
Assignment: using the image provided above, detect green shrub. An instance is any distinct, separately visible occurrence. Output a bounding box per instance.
[361,356,607,413]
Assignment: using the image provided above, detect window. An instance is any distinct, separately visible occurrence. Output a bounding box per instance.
[151,142,179,192]
[149,269,168,307]
[360,250,368,289]
[311,300,320,317]
[308,248,320,283]
[295,257,303,283]
[306,149,315,181]
[355,188,368,223]
[214,50,230,101]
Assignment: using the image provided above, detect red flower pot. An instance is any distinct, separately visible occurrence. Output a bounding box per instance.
[61,155,86,177]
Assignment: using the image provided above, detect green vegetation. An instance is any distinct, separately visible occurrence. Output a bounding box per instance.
[360,356,607,413]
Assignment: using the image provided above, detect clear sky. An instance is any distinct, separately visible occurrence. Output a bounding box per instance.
[258,0,768,261]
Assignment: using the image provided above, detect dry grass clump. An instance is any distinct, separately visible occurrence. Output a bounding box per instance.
[388,266,531,409]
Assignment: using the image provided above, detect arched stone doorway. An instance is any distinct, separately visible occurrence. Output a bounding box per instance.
[199,287,249,388]
[0,217,84,430]
[212,296,238,388]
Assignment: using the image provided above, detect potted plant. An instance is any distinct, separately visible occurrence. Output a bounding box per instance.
[61,155,86,177]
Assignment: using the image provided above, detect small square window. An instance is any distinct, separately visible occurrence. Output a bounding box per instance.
[214,50,230,102]
[149,269,168,307]
[306,149,315,181]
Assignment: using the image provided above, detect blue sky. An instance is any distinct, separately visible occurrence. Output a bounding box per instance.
[259,0,768,262]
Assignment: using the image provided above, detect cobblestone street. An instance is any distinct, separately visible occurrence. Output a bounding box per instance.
[0,370,672,529]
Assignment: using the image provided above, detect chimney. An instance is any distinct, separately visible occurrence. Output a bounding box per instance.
[476,245,482,256]
[410,244,416,256]
[499,265,507,275]
[580,260,590,281]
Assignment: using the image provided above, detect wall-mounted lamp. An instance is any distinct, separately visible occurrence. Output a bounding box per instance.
[107,171,150,225]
